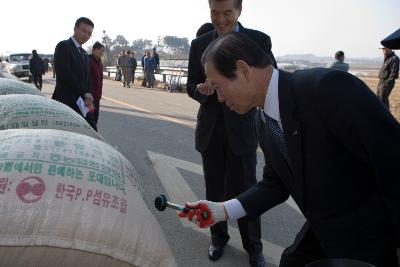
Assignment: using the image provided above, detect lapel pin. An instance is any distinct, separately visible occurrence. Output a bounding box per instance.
[292,130,298,136]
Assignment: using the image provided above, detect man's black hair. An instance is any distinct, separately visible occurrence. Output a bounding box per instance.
[75,17,94,28]
[208,0,242,9]
[335,51,345,60]
[196,23,215,38]
[201,32,272,79]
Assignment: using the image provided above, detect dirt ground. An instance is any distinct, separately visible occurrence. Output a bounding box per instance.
[360,77,400,121]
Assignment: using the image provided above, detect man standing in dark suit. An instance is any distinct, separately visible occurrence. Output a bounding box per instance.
[29,50,45,90]
[52,17,94,114]
[180,32,400,267]
[186,1,276,266]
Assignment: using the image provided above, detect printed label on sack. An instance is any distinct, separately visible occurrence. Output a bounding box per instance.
[0,132,129,214]
[0,97,91,130]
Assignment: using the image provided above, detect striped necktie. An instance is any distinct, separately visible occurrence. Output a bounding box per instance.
[78,47,86,63]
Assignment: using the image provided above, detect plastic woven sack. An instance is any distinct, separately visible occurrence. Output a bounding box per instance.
[0,129,177,267]
[0,79,46,96]
[0,94,104,142]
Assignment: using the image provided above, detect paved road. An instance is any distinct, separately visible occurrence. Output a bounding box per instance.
[38,75,305,267]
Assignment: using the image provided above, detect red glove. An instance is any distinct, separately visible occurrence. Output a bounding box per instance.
[178,200,227,228]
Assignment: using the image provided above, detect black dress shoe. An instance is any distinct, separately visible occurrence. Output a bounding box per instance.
[249,253,265,267]
[208,244,224,261]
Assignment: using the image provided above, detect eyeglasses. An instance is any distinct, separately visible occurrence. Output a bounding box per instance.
[78,28,93,37]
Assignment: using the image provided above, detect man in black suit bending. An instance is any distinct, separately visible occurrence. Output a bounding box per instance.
[186,0,277,266]
[180,32,400,267]
[52,17,94,114]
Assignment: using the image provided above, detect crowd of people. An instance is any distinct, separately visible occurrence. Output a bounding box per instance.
[114,47,159,88]
[46,0,400,266]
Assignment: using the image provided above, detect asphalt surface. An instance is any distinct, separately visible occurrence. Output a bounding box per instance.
[38,74,305,267]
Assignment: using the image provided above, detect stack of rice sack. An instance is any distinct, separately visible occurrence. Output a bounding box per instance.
[0,79,177,267]
[0,79,46,96]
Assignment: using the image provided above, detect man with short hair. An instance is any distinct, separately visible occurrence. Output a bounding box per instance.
[186,0,277,266]
[86,41,105,131]
[141,52,147,87]
[29,49,45,90]
[118,50,131,88]
[43,57,49,73]
[129,51,137,84]
[180,32,400,267]
[143,50,156,88]
[328,51,349,72]
[196,22,214,38]
[377,46,399,110]
[152,48,160,69]
[52,17,94,114]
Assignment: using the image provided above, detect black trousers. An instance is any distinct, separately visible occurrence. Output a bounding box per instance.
[33,74,42,90]
[85,99,100,132]
[200,113,262,255]
[377,79,395,109]
[280,223,399,267]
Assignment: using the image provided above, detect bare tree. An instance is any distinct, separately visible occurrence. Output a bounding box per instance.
[131,39,153,54]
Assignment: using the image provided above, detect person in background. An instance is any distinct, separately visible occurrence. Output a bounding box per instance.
[43,57,49,73]
[143,50,156,88]
[196,22,215,38]
[52,17,94,114]
[153,47,160,69]
[129,51,137,84]
[141,52,147,87]
[377,46,399,110]
[114,55,122,81]
[117,50,131,88]
[29,49,45,90]
[86,41,105,131]
[50,57,56,78]
[328,51,349,72]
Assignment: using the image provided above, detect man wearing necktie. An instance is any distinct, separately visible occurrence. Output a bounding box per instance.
[52,17,94,115]
[180,32,400,267]
[186,1,277,265]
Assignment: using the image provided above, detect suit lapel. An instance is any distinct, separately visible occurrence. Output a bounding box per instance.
[68,38,81,62]
[278,70,304,207]
[237,22,245,32]
[68,38,88,76]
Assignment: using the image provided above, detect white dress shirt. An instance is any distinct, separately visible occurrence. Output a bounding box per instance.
[224,68,280,221]
[71,36,81,49]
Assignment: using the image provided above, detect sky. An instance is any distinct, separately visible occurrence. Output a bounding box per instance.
[1,0,398,58]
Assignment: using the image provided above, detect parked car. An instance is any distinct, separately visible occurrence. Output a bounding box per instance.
[4,53,31,79]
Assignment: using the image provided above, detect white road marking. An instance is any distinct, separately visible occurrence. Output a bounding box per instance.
[147,151,290,266]
[102,96,195,128]
[102,96,265,154]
